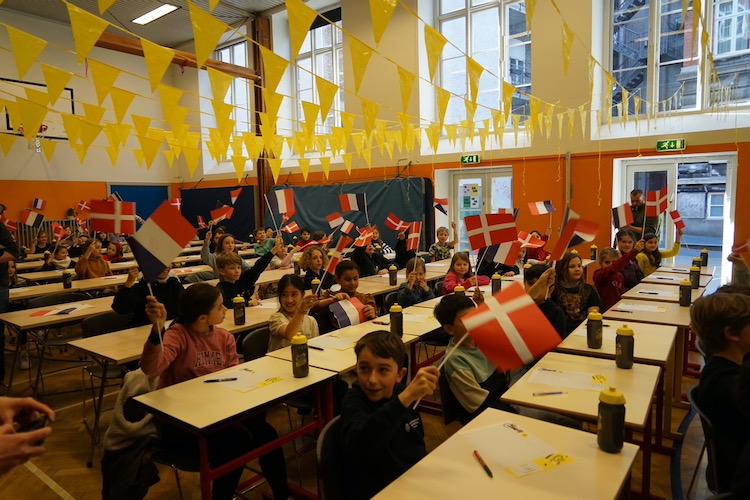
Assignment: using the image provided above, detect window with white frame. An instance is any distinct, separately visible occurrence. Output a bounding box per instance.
[214,41,251,134]
[707,192,725,218]
[295,8,344,136]
[609,0,750,118]
[438,0,531,125]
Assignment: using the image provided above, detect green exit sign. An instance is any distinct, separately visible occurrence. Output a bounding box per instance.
[460,154,480,165]
[656,139,686,152]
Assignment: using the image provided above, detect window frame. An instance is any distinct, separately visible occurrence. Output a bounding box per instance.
[706,191,725,219]
[213,40,252,136]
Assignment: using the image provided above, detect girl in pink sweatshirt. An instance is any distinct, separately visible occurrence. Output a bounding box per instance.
[442,251,490,294]
[141,284,288,500]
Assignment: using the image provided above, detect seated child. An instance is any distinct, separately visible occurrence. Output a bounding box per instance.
[202,230,252,273]
[253,227,276,257]
[215,245,277,308]
[551,252,601,336]
[396,257,435,307]
[300,246,335,290]
[141,284,288,500]
[104,242,127,263]
[442,252,490,294]
[691,292,750,493]
[268,274,319,351]
[314,261,377,334]
[75,240,112,279]
[370,226,394,254]
[393,230,417,269]
[351,243,392,277]
[523,264,567,337]
[636,231,682,276]
[524,230,550,263]
[614,229,644,289]
[341,331,438,500]
[269,244,296,270]
[434,294,511,424]
[299,228,312,243]
[68,234,90,258]
[428,224,457,262]
[112,267,183,327]
[40,245,74,271]
[594,242,645,311]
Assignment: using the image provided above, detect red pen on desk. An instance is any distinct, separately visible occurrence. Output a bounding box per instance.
[473,450,493,478]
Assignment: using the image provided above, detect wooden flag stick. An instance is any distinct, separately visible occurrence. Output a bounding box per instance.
[363,192,371,227]
[146,282,164,350]
[413,331,470,410]
[263,194,280,233]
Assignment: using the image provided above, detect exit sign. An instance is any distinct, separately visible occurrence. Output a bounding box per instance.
[656,139,686,152]
[460,154,480,165]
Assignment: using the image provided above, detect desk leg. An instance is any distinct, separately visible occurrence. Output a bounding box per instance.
[641,413,653,498]
[198,436,212,500]
[86,359,108,468]
[673,327,686,404]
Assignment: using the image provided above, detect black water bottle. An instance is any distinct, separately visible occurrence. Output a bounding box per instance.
[586,311,603,349]
[389,304,403,338]
[679,279,692,307]
[689,266,700,289]
[491,273,502,295]
[291,334,309,378]
[293,260,300,275]
[62,270,73,289]
[590,244,598,261]
[388,265,398,286]
[615,325,634,369]
[233,296,245,325]
[597,387,626,453]
[311,278,321,296]
[700,248,709,267]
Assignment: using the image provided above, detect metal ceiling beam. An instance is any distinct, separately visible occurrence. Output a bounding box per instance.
[95,32,261,81]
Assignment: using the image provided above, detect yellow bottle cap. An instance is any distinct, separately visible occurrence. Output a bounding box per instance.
[389,265,397,271]
[311,278,321,284]
[291,334,307,345]
[599,387,626,405]
[616,325,634,337]
[680,279,691,286]
[588,311,603,321]
[454,285,465,292]
[390,304,402,313]
[591,244,598,249]
[690,266,700,272]
[232,296,244,304]
[492,272,502,279]
[570,249,579,255]
[523,263,532,269]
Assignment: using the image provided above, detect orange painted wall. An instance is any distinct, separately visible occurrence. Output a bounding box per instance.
[2,180,107,221]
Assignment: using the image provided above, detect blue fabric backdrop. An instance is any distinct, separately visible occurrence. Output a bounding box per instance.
[180,186,255,243]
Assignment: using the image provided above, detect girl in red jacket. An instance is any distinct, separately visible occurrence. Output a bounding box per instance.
[593,240,645,311]
[442,251,490,294]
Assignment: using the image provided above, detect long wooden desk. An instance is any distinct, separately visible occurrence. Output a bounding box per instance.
[134,356,336,499]
[603,300,691,328]
[501,352,660,496]
[657,265,715,277]
[375,408,639,500]
[9,276,126,302]
[18,261,138,282]
[641,271,712,288]
[0,296,115,330]
[622,282,705,304]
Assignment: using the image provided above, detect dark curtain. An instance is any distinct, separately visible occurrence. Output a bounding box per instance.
[180,186,255,243]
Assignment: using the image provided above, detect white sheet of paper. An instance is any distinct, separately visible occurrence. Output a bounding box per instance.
[254,302,278,309]
[309,334,357,351]
[403,313,432,324]
[636,289,677,298]
[217,368,284,393]
[425,262,445,268]
[459,422,559,477]
[529,367,606,391]
[571,325,617,342]
[615,303,666,313]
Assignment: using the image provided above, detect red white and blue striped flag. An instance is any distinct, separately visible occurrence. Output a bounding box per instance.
[528,200,554,216]
[612,203,634,229]
[128,202,197,282]
[483,240,522,267]
[329,297,367,329]
[21,209,45,228]
[339,193,366,213]
[434,198,448,215]
[268,189,296,217]
[32,198,46,210]
[327,212,344,228]
[549,218,599,261]
[340,219,356,235]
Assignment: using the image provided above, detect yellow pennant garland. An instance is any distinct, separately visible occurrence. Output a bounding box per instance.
[502,81,516,115]
[425,123,441,154]
[83,103,105,124]
[183,147,201,176]
[188,1,229,68]
[209,0,221,11]
[97,0,117,15]
[315,76,338,125]
[342,153,353,174]
[259,46,289,94]
[562,22,575,75]
[424,25,448,82]
[268,158,283,182]
[88,59,121,104]
[41,65,72,105]
[67,3,109,63]
[360,98,379,137]
[17,98,48,142]
[0,134,15,155]
[232,155,248,181]
[110,87,136,124]
[141,39,175,91]
[368,0,397,45]
[286,0,318,57]
[298,158,310,181]
[301,101,320,135]
[467,57,484,103]
[207,67,233,101]
[436,87,451,127]
[41,140,57,162]
[347,35,374,93]
[6,25,47,79]
[106,146,120,166]
[397,66,416,113]
[319,156,331,178]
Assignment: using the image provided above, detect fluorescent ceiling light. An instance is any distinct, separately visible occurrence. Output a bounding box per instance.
[132,4,179,25]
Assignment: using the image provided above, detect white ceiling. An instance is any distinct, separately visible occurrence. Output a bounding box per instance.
[1,0,286,47]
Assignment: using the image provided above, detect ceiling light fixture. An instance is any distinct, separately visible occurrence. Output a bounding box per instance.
[132,4,179,25]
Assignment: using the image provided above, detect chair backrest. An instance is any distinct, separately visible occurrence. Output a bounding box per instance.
[242,326,270,361]
[438,369,464,425]
[81,311,134,339]
[27,292,90,309]
[687,385,721,493]
[316,415,344,500]
[384,291,399,311]
[434,280,444,296]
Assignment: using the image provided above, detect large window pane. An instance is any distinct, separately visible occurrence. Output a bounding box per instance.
[712,0,750,104]
[657,1,698,110]
[441,0,466,15]
[611,0,649,116]
[441,17,467,58]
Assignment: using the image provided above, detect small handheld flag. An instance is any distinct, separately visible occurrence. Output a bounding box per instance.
[128,202,197,282]
[549,218,599,261]
[197,215,207,229]
[21,209,45,228]
[497,208,519,219]
[2,219,18,233]
[210,205,234,224]
[385,213,410,233]
[669,210,686,232]
[517,231,545,248]
[434,198,448,215]
[324,235,354,276]
[483,240,522,267]
[169,198,182,211]
[89,200,137,235]
[52,222,71,241]
[612,203,634,229]
[464,213,516,250]
[329,297,368,328]
[528,200,554,216]
[354,227,375,248]
[339,193,366,213]
[77,200,91,212]
[32,198,46,210]
[461,282,561,372]
[340,219,356,235]
[268,189,296,217]
[646,188,669,217]
[407,221,422,251]
[282,221,300,234]
[327,212,344,229]
[230,187,243,205]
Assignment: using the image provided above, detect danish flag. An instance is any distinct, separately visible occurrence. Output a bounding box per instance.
[646,188,669,217]
[407,221,422,251]
[169,198,182,211]
[517,231,545,248]
[77,200,91,212]
[89,200,137,235]
[384,213,410,233]
[282,221,300,234]
[669,210,686,232]
[464,213,516,250]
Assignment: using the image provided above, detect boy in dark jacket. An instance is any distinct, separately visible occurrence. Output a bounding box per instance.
[112,267,184,327]
[341,331,438,500]
[215,247,277,307]
[523,263,567,337]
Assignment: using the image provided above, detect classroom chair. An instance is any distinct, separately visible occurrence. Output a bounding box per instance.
[316,415,343,500]
[80,311,134,467]
[434,279,444,296]
[438,370,462,425]
[687,385,723,496]
[25,292,90,396]
[151,444,200,500]
[241,327,271,361]
[384,291,399,311]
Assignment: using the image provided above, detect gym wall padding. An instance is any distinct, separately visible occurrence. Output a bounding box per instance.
[180,186,255,242]
[265,178,434,250]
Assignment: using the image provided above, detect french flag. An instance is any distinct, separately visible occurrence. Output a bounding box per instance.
[327,212,344,228]
[483,240,522,267]
[210,205,234,224]
[340,219,356,235]
[498,208,519,219]
[339,193,366,213]
[32,198,46,210]
[550,218,599,261]
[21,209,45,228]
[329,297,367,329]
[612,203,634,229]
[434,198,448,215]
[670,210,686,232]
[282,221,300,234]
[407,221,422,251]
[230,187,243,205]
[528,200,554,216]
[268,189,296,217]
[128,202,197,282]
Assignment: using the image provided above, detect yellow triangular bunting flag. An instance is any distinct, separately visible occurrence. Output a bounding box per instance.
[298,158,310,181]
[341,112,355,137]
[0,134,16,155]
[397,66,416,113]
[98,0,117,14]
[369,0,397,45]
[267,158,283,182]
[342,153,353,174]
[67,3,109,63]
[425,123,441,154]
[503,81,516,115]
[88,59,120,104]
[41,140,57,162]
[41,65,72,105]
[6,25,47,79]
[62,114,82,144]
[445,124,458,147]
[265,93,284,117]
[188,1,229,68]
[319,156,331,179]
[562,22,575,75]
[286,0,318,57]
[132,115,152,137]
[316,76,338,124]
[259,46,289,94]
[527,0,537,28]
[110,87,136,124]
[183,146,201,176]
[141,39,175,91]
[424,25,448,82]
[232,155,248,182]
[79,119,103,148]
[207,67,233,101]
[209,0,220,11]
[24,88,50,106]
[302,101,320,135]
[436,87,451,127]
[106,145,120,165]
[138,135,163,168]
[467,57,484,103]
[347,35,374,93]
[71,142,91,164]
[83,103,106,124]
[17,98,48,142]
[360,98,379,136]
